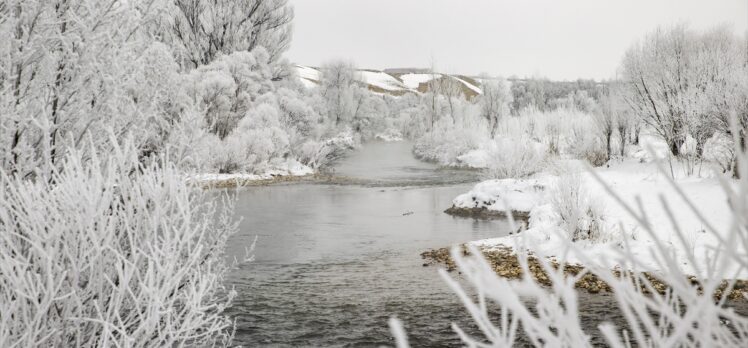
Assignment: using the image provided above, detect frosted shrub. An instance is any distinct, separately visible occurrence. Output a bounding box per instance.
[499,107,599,158]
[391,121,748,347]
[184,50,275,139]
[483,137,548,179]
[297,131,357,169]
[414,117,489,166]
[568,120,609,166]
[704,133,735,173]
[0,140,237,347]
[549,172,605,241]
[209,103,292,174]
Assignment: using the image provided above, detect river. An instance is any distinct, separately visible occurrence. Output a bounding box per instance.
[221,141,744,347]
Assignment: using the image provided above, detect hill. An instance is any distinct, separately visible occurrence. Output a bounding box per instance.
[295,65,483,99]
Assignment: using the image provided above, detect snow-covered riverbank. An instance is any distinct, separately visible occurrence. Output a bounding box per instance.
[190,160,315,188]
[449,158,744,279]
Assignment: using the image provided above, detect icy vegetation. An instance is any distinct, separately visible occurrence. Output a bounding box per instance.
[0,141,238,346]
[392,24,748,347]
[1,0,747,345]
[394,139,748,346]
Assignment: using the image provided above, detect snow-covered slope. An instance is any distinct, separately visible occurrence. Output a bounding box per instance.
[294,65,482,98]
[399,73,441,90]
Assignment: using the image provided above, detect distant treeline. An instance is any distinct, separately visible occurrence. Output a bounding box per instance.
[508,78,605,114]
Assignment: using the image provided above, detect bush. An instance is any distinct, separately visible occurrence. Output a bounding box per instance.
[398,135,748,348]
[498,107,599,158]
[569,130,608,167]
[549,172,605,241]
[482,137,547,179]
[0,140,237,347]
[413,117,488,166]
[296,131,357,169]
[704,133,735,174]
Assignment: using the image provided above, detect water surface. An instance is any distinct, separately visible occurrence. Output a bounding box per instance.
[223,141,746,347]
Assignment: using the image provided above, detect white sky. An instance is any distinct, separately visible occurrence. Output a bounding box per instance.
[287,0,748,81]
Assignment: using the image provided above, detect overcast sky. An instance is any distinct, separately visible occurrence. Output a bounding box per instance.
[287,0,748,81]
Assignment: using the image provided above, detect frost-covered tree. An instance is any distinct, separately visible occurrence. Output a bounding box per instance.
[159,0,294,68]
[276,87,320,137]
[621,24,746,158]
[436,76,464,123]
[594,90,616,162]
[319,60,360,127]
[0,0,177,178]
[182,49,275,139]
[694,27,748,157]
[479,78,513,138]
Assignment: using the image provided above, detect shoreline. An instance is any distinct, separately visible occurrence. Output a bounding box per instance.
[443,205,530,220]
[191,173,319,189]
[421,245,748,301]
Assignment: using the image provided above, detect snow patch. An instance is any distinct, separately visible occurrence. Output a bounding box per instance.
[452,178,549,213]
[191,159,313,185]
[359,71,408,91]
[462,160,741,277]
[375,129,404,142]
[295,65,321,83]
[400,73,440,89]
[454,76,482,95]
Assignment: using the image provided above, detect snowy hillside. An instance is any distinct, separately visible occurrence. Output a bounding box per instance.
[294,65,482,98]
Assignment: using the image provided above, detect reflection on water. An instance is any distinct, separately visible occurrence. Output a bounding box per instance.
[223,141,747,347]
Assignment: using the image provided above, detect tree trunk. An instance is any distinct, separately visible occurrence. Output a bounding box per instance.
[733,134,746,179]
[606,133,612,162]
[669,138,682,157]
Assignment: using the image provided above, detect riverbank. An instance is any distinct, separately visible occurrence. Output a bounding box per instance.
[191,172,315,189]
[189,159,316,189]
[435,151,748,306]
[421,246,748,301]
[443,177,548,220]
[445,157,745,277]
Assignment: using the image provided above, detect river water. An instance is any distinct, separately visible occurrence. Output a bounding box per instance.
[222,141,745,347]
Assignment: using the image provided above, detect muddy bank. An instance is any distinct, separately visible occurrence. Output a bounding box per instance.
[444,206,530,221]
[422,246,748,301]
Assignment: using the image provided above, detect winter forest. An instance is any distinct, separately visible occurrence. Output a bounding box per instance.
[1,0,748,347]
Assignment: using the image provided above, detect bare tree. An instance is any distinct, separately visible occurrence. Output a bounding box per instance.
[594,92,615,162]
[437,76,463,124]
[621,25,693,157]
[479,77,513,138]
[621,24,745,158]
[161,0,294,68]
[427,60,439,131]
[0,0,168,178]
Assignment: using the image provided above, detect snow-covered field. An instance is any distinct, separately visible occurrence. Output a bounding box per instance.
[457,158,742,278]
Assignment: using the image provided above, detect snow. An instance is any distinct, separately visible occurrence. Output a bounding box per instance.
[452,178,549,213]
[295,65,321,83]
[375,129,404,142]
[358,70,408,91]
[464,159,743,278]
[293,66,484,97]
[191,159,313,185]
[299,77,318,89]
[399,73,440,89]
[456,148,490,168]
[454,76,482,95]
